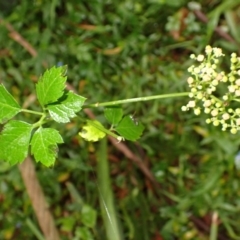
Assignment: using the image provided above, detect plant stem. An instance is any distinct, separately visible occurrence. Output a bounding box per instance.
[21,109,44,116]
[32,113,47,128]
[83,92,190,108]
[97,138,123,240]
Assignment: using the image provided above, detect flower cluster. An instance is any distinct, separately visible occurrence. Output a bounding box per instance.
[182,45,240,134]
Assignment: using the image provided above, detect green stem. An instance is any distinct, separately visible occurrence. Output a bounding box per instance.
[21,109,44,116]
[83,92,190,108]
[211,95,222,103]
[97,138,123,240]
[32,113,47,129]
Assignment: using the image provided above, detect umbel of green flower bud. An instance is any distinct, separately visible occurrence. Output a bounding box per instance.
[182,45,240,134]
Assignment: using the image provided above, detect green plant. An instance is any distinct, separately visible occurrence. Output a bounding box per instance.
[182,45,240,133]
[2,45,240,167]
[0,65,146,166]
[2,45,240,240]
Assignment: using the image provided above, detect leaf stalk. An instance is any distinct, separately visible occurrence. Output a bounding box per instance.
[83,92,190,108]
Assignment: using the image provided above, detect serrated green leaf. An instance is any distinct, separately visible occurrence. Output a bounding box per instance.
[36,66,67,106]
[79,120,106,142]
[0,84,21,123]
[0,120,32,165]
[115,115,144,141]
[31,128,63,167]
[47,91,86,123]
[104,106,123,125]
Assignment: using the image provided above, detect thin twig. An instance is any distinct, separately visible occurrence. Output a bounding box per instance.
[19,157,60,240]
[0,19,37,57]
[108,136,158,185]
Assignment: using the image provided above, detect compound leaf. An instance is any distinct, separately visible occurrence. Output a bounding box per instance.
[31,128,63,167]
[47,91,86,123]
[0,84,21,123]
[115,115,144,141]
[104,106,123,125]
[0,120,32,165]
[36,65,67,106]
[79,120,106,142]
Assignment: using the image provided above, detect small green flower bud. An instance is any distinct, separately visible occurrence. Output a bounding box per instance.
[207,89,213,94]
[236,119,240,125]
[204,100,211,107]
[206,119,211,124]
[222,95,228,101]
[236,108,240,114]
[202,75,211,81]
[228,108,233,113]
[188,100,196,108]
[235,79,240,86]
[212,64,217,70]
[215,102,221,108]
[213,48,223,57]
[194,108,201,115]
[235,90,240,96]
[211,86,216,92]
[229,76,235,82]
[191,88,197,93]
[181,106,188,111]
[231,57,237,63]
[194,67,200,74]
[213,120,219,126]
[211,109,218,116]
[190,54,195,59]
[222,123,228,129]
[187,77,194,84]
[222,76,228,82]
[204,108,211,114]
[197,55,204,62]
[205,45,212,54]
[228,85,235,92]
[231,128,237,134]
[212,80,218,86]
[196,92,203,99]
[222,113,230,120]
